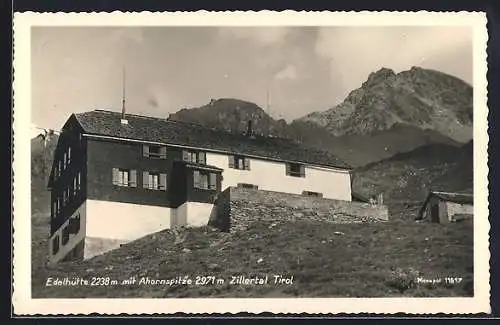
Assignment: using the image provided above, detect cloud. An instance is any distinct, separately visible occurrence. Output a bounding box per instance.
[314,26,473,97]
[218,27,290,46]
[274,64,298,81]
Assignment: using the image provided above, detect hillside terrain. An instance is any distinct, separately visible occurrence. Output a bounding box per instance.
[352,141,473,220]
[33,219,473,298]
[31,134,58,273]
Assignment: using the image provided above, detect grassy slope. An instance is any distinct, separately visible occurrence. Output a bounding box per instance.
[33,219,473,298]
[352,141,473,220]
[31,135,59,277]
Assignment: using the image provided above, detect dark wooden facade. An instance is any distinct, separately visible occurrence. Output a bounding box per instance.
[49,117,224,236]
[49,116,87,235]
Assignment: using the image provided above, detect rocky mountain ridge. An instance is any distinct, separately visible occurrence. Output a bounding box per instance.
[299,67,473,142]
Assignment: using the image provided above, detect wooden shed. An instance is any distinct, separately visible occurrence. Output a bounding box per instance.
[417,191,473,223]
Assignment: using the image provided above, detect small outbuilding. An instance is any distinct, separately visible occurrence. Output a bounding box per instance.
[417,191,473,223]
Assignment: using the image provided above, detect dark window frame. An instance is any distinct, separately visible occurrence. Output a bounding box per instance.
[286,162,305,178]
[62,225,70,245]
[113,168,138,187]
[183,150,206,164]
[52,235,60,255]
[142,171,167,191]
[193,170,217,190]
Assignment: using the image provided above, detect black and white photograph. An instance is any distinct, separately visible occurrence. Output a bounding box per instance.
[13,11,489,315]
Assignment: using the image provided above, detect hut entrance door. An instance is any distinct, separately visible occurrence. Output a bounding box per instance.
[430,203,439,223]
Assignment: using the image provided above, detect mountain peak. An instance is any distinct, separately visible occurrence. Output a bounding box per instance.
[364,67,396,86]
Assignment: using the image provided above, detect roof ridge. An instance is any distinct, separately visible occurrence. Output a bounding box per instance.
[87,109,298,143]
[432,190,473,196]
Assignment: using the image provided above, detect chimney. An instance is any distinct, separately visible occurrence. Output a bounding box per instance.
[377,193,384,205]
[246,120,253,137]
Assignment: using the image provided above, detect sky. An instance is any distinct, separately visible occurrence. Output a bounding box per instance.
[31,26,473,131]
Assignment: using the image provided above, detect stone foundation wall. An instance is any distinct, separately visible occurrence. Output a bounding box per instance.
[210,187,389,232]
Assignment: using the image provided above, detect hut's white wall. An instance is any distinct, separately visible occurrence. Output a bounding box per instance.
[206,152,352,201]
[446,202,474,222]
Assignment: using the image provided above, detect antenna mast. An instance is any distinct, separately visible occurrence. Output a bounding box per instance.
[266,87,271,117]
[121,64,126,119]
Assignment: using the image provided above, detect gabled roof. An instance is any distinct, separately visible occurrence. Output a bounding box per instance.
[430,191,474,205]
[417,190,473,220]
[73,110,351,169]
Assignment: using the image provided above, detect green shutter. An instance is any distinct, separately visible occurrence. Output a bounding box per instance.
[182,150,190,162]
[209,173,217,190]
[112,168,119,185]
[159,173,167,191]
[244,158,250,170]
[193,170,200,188]
[143,144,149,157]
[228,155,235,168]
[285,163,291,176]
[160,146,167,159]
[300,165,306,177]
[198,151,206,164]
[143,171,149,188]
[130,170,137,187]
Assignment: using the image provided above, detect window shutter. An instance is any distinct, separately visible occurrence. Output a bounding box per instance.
[142,171,149,188]
[300,165,306,177]
[182,150,190,162]
[130,170,137,187]
[203,174,208,190]
[198,151,206,164]
[285,163,291,176]
[228,155,235,168]
[193,170,200,188]
[68,147,71,164]
[160,146,167,159]
[112,168,119,185]
[209,173,217,190]
[142,144,150,157]
[159,173,167,191]
[244,158,250,170]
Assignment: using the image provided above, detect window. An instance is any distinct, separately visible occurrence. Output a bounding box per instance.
[69,213,81,234]
[77,172,81,190]
[237,183,258,190]
[73,176,77,196]
[194,171,217,190]
[229,155,250,170]
[302,191,323,198]
[67,147,71,164]
[52,201,57,218]
[58,161,62,177]
[52,235,60,255]
[56,198,60,214]
[62,226,70,245]
[142,171,167,190]
[286,163,305,178]
[112,168,137,187]
[143,144,167,159]
[182,150,206,164]
[63,152,67,170]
